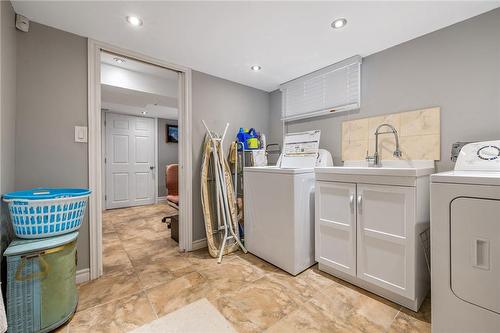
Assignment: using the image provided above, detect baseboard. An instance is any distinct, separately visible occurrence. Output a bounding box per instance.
[76,268,90,284]
[191,238,207,251]
[157,196,167,203]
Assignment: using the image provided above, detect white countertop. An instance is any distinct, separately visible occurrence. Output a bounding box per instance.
[315,160,435,177]
[431,170,500,186]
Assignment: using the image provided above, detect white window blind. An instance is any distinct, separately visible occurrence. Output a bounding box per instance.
[280,55,361,122]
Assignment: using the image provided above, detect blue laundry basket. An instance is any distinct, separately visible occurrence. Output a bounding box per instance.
[3,188,91,239]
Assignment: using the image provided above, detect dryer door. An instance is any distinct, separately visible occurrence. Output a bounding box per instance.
[450,197,500,314]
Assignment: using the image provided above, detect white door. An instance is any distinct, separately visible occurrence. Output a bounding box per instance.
[356,184,415,298]
[315,181,357,276]
[105,113,155,209]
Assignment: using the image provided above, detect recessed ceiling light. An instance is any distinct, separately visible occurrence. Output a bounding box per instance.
[331,18,347,29]
[113,57,126,64]
[141,111,147,115]
[251,65,262,71]
[126,15,143,27]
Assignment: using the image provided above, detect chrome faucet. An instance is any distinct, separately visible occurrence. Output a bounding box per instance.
[366,123,402,167]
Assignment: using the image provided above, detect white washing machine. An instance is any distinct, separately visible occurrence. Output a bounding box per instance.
[431,140,500,333]
[244,131,332,275]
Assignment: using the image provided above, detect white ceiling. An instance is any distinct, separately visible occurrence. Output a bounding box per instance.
[13,1,500,91]
[100,50,178,119]
[101,51,179,81]
[101,84,178,119]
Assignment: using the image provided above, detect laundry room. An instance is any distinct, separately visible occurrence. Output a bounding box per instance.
[0,2,499,333]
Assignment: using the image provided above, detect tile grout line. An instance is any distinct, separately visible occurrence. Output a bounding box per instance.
[103,203,191,302]
[101,231,134,275]
[144,290,160,320]
[112,218,162,293]
[385,308,402,333]
[75,291,145,314]
[82,209,159,313]
[69,205,177,331]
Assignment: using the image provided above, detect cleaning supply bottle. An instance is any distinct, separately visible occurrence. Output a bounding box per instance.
[237,128,250,150]
[246,128,260,149]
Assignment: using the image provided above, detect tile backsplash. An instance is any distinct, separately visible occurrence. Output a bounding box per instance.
[342,107,440,161]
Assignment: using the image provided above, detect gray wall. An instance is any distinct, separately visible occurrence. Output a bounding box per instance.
[10,21,272,269]
[268,90,283,148]
[1,0,17,265]
[270,8,500,173]
[15,22,89,270]
[158,118,178,197]
[191,71,270,241]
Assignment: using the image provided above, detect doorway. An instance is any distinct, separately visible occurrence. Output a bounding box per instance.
[88,41,193,280]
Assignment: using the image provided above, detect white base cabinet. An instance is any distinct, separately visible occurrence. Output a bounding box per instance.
[316,182,357,276]
[315,167,431,311]
[357,184,415,300]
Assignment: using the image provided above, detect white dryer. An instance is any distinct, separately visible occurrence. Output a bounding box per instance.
[244,131,332,275]
[431,140,500,333]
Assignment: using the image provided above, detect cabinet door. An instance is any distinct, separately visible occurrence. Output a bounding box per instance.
[356,184,415,298]
[315,181,357,276]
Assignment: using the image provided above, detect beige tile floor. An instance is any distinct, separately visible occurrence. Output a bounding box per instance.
[55,203,431,333]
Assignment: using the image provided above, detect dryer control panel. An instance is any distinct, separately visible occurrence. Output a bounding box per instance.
[455,140,500,171]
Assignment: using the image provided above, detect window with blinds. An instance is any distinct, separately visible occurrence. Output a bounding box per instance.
[280,55,361,122]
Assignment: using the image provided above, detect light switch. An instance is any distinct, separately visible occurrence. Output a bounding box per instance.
[75,126,88,143]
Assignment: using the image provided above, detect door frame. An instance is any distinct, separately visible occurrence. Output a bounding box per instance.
[88,39,193,280]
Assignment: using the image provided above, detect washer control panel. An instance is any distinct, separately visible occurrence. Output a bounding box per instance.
[477,145,500,160]
[455,140,500,171]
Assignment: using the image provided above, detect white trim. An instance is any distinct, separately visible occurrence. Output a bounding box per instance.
[157,196,167,204]
[192,238,208,251]
[76,268,90,284]
[88,39,193,281]
[178,69,193,252]
[88,41,103,280]
[101,112,106,209]
[154,117,159,204]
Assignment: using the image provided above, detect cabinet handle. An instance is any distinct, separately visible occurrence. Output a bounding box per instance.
[349,194,355,213]
[357,195,362,214]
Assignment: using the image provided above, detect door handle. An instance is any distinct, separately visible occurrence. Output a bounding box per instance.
[149,166,155,170]
[349,194,355,213]
[357,195,362,214]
